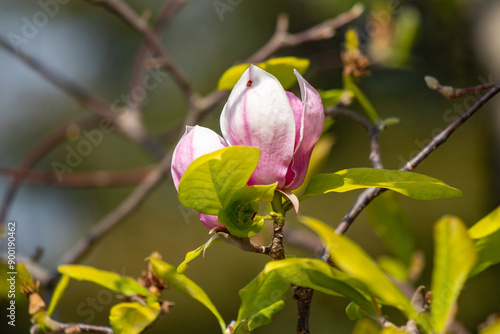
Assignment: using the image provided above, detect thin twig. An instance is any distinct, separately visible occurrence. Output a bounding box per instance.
[334,82,500,235]
[83,0,197,103]
[0,166,153,187]
[247,4,364,63]
[57,153,172,265]
[128,0,189,111]
[30,323,113,334]
[425,76,500,99]
[327,107,383,169]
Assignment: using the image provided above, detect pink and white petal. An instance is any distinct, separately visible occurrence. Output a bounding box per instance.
[200,213,225,229]
[284,70,325,190]
[171,125,227,190]
[286,91,304,151]
[220,65,295,188]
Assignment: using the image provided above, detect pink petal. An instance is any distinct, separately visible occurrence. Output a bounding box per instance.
[220,65,295,188]
[200,213,225,229]
[284,70,325,190]
[171,125,227,190]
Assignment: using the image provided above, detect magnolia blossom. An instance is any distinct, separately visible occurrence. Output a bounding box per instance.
[171,65,324,228]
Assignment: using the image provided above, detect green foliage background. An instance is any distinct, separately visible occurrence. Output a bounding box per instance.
[0,0,499,333]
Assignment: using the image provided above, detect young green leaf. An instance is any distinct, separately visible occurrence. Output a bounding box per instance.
[177,238,222,274]
[235,270,289,333]
[47,274,70,316]
[150,258,226,333]
[109,301,160,334]
[367,192,415,266]
[376,256,409,282]
[218,57,310,90]
[468,206,500,277]
[301,217,432,330]
[301,168,462,201]
[17,263,35,290]
[178,146,260,215]
[431,216,477,333]
[58,265,149,297]
[478,317,500,334]
[468,206,500,239]
[264,258,376,316]
[351,317,380,334]
[343,75,380,123]
[317,89,351,107]
[218,183,277,238]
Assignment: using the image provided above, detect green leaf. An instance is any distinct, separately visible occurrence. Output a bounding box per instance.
[47,274,70,316]
[301,217,432,330]
[17,263,34,289]
[218,57,310,90]
[468,206,500,239]
[468,206,500,277]
[431,216,477,333]
[367,192,414,266]
[58,265,148,297]
[150,258,226,333]
[345,29,360,51]
[352,317,380,334]
[235,269,288,333]
[177,238,222,274]
[299,173,344,201]
[109,301,160,334]
[317,89,352,107]
[219,183,277,237]
[469,228,500,277]
[478,317,500,334]
[264,258,376,316]
[343,75,380,123]
[301,168,462,201]
[346,302,368,321]
[178,146,260,215]
[377,256,409,282]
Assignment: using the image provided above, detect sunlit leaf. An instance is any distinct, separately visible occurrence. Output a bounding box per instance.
[150,258,226,333]
[58,265,148,296]
[219,183,277,237]
[478,317,500,334]
[345,29,360,51]
[17,263,34,289]
[380,326,412,333]
[431,216,477,333]
[178,146,260,215]
[301,217,432,330]
[468,206,500,239]
[235,270,288,333]
[109,301,160,334]
[367,192,414,266]
[218,57,310,90]
[352,317,380,334]
[317,89,352,107]
[346,302,370,321]
[377,256,408,282]
[301,168,461,201]
[47,274,70,316]
[177,238,222,274]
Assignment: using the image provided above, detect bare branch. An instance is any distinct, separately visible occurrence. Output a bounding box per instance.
[326,107,383,169]
[335,82,500,235]
[425,75,500,99]
[31,323,113,334]
[83,0,197,103]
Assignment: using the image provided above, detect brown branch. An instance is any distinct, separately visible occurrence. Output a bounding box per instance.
[31,323,113,334]
[425,76,500,99]
[83,0,197,104]
[334,82,500,235]
[0,166,154,187]
[128,0,189,111]
[326,107,383,169]
[247,4,364,63]
[58,152,172,265]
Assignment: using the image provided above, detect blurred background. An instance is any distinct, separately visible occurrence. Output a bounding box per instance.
[0,0,499,333]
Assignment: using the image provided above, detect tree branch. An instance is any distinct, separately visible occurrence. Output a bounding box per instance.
[334,82,500,235]
[425,76,500,99]
[31,323,113,334]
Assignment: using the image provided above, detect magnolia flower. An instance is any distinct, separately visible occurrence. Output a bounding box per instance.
[171,65,324,228]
